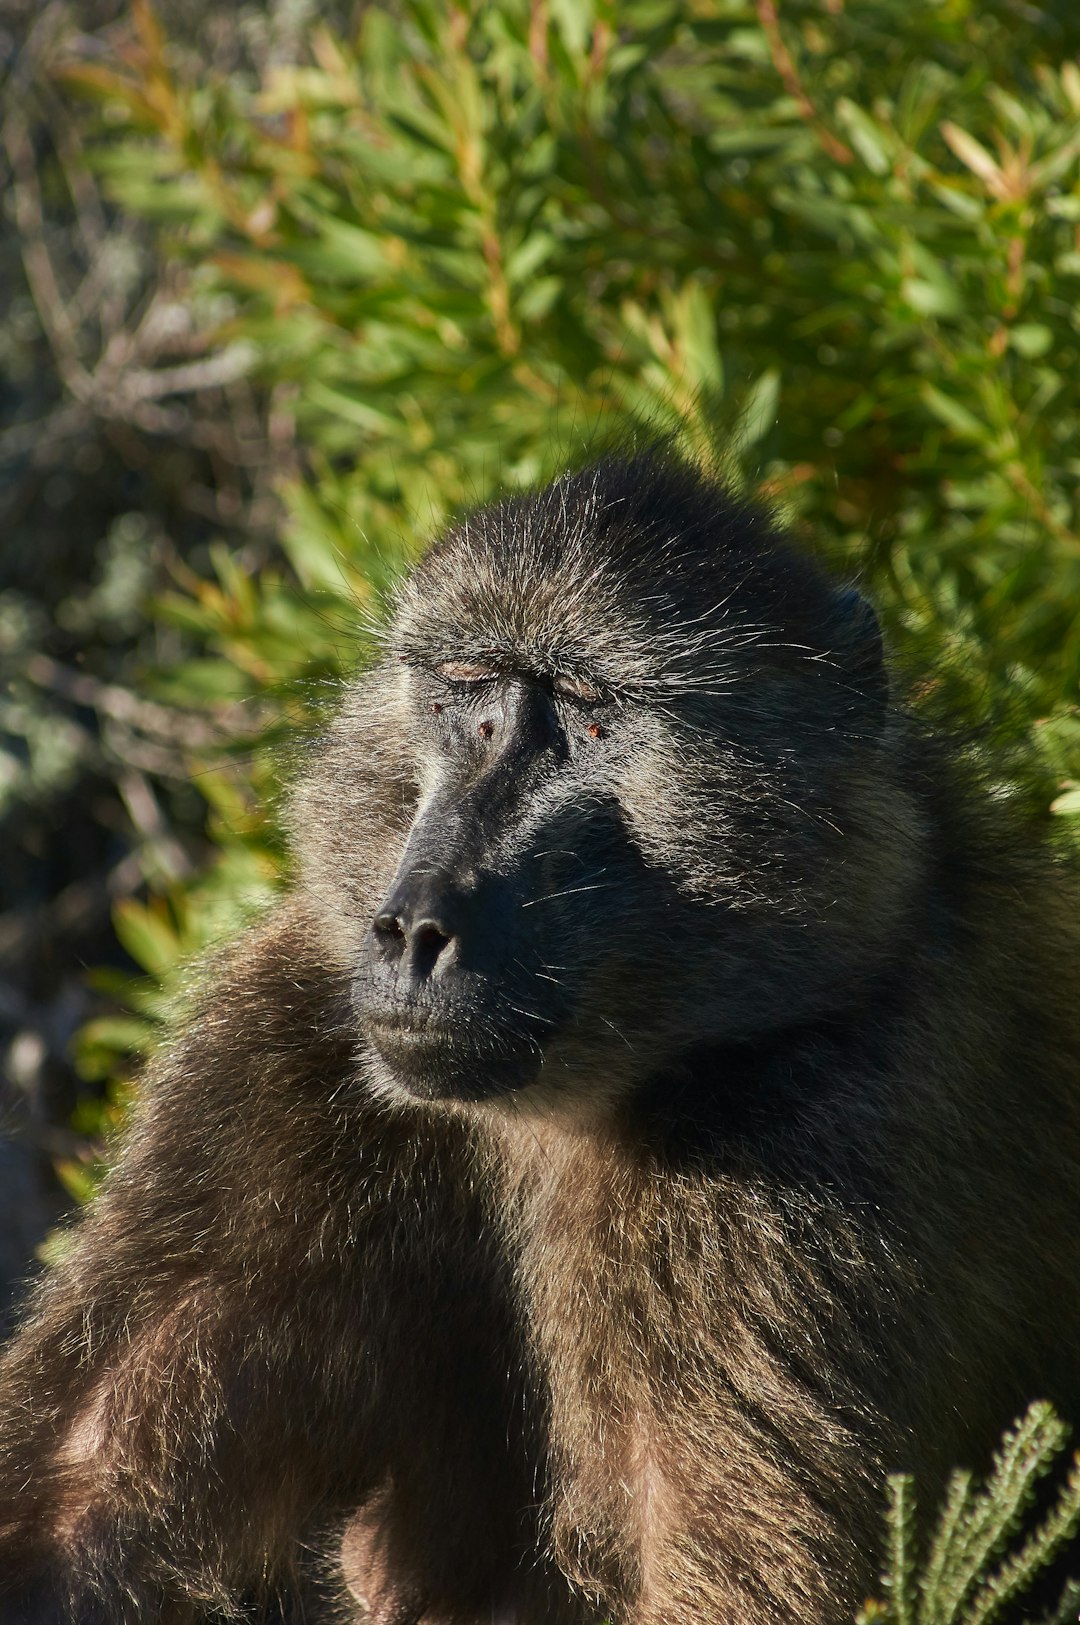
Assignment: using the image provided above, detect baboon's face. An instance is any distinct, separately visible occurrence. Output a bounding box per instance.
[343,459,891,1108]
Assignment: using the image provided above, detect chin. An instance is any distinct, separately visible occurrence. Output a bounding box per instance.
[363,1022,545,1104]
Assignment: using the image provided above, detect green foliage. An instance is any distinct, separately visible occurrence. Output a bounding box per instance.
[858,1404,1080,1625]
[0,1,323,1194]
[43,0,1080,1050]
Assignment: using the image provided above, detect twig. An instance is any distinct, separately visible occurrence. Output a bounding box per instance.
[2,104,96,400]
[24,655,261,747]
[754,0,853,165]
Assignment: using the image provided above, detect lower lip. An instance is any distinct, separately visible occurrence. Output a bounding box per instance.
[366,1020,459,1048]
[364,1020,544,1103]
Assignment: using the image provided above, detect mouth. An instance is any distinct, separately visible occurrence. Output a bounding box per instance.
[362,1012,546,1102]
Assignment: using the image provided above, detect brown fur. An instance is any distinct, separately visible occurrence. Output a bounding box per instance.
[0,452,1077,1624]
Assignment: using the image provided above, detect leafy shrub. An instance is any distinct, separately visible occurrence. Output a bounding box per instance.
[859,1403,1080,1625]
[43,1,1080,1092]
[0,0,314,1239]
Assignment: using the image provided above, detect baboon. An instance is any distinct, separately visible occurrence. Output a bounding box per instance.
[0,451,1078,1625]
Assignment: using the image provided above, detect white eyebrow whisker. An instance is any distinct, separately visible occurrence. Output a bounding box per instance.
[521,882,612,909]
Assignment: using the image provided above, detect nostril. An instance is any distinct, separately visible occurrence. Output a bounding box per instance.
[372,911,408,966]
[412,921,451,979]
[374,911,406,941]
[372,907,453,981]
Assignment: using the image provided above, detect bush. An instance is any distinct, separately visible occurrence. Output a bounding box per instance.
[45,0,1080,1075]
[0,0,317,1244]
[21,7,1080,1060]
[11,0,1080,1134]
[859,1403,1080,1625]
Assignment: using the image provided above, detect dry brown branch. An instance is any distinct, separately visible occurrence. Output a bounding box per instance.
[2,105,96,400]
[24,656,261,748]
[754,0,853,165]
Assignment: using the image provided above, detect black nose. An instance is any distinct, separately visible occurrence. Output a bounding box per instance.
[371,886,457,986]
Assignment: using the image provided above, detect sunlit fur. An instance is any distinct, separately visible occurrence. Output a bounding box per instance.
[0,452,1077,1625]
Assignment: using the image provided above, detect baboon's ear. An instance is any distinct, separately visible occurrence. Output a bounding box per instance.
[833,587,889,735]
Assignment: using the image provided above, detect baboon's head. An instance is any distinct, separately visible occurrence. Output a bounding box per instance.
[303,453,919,1110]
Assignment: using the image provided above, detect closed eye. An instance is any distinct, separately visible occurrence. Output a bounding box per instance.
[433,661,603,703]
[554,673,603,704]
[437,661,500,684]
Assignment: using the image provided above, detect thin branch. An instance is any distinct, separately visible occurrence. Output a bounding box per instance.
[754,0,853,165]
[24,655,262,748]
[2,104,96,399]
